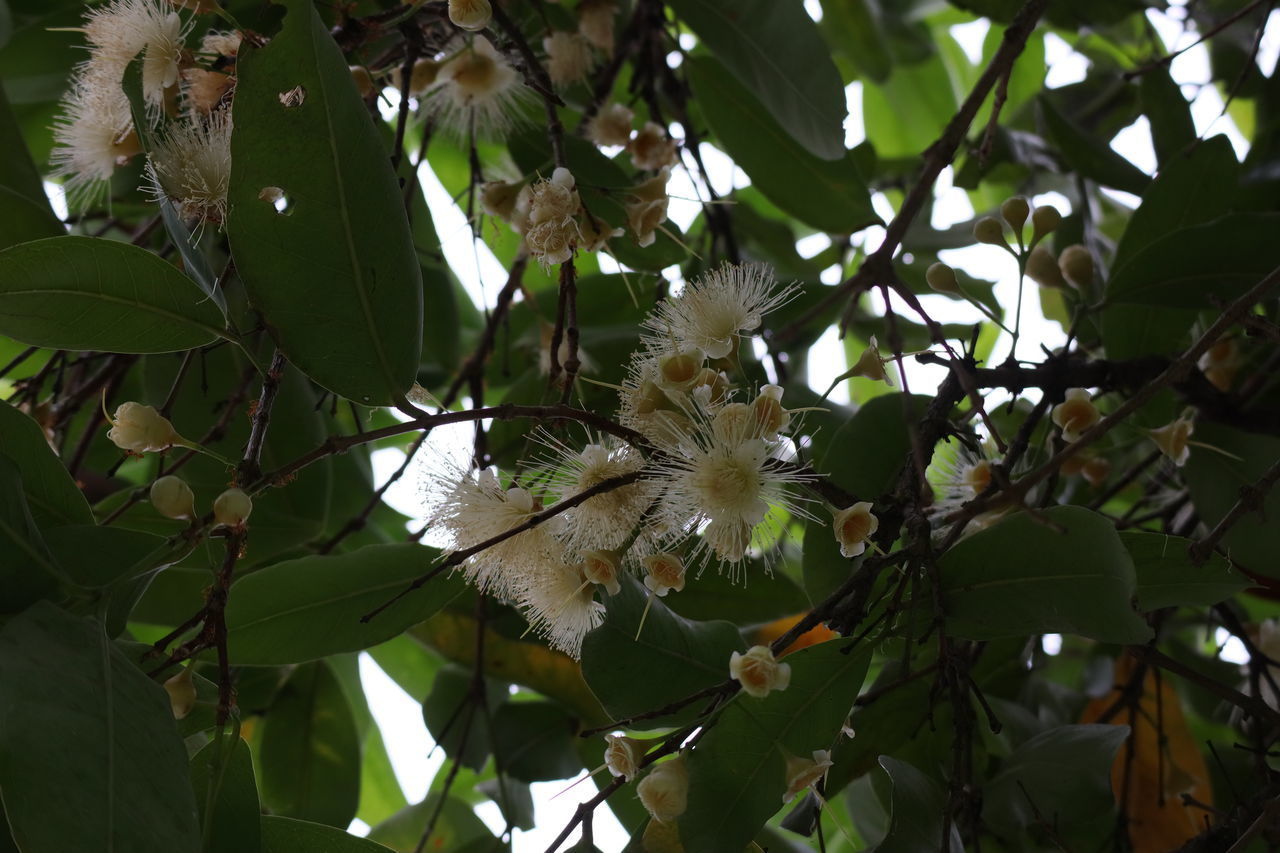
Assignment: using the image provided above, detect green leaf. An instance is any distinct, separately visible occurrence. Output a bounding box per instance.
[367,794,496,853]
[1140,68,1196,166]
[982,724,1127,836]
[0,456,59,614]
[678,640,872,853]
[0,400,92,526]
[45,524,171,588]
[0,236,230,353]
[190,737,262,853]
[1122,530,1251,610]
[1184,423,1280,578]
[226,543,465,666]
[260,816,394,852]
[580,574,745,730]
[820,0,891,83]
[421,665,504,772]
[0,82,51,207]
[228,0,422,405]
[825,662,932,796]
[862,54,956,159]
[366,633,442,700]
[0,186,62,251]
[492,701,585,782]
[938,506,1154,643]
[874,756,962,853]
[666,0,847,160]
[1038,95,1151,195]
[259,661,362,828]
[687,56,876,235]
[0,602,201,853]
[357,726,409,827]
[1105,213,1280,308]
[820,393,932,498]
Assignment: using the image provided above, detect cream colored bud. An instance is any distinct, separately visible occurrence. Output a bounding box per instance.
[1031,205,1062,242]
[163,666,196,720]
[1051,388,1100,443]
[657,346,702,387]
[480,180,522,221]
[578,0,617,52]
[1025,244,1066,289]
[1198,339,1240,392]
[628,121,678,171]
[1000,197,1030,233]
[973,216,1008,247]
[730,645,791,698]
[604,734,646,780]
[106,402,182,454]
[832,501,878,558]
[750,384,790,440]
[783,750,833,803]
[1081,455,1111,487]
[349,65,375,98]
[1057,244,1093,290]
[711,403,753,443]
[587,102,634,147]
[1149,417,1194,467]
[448,0,492,31]
[582,550,622,595]
[150,475,195,520]
[213,487,253,527]
[960,460,992,495]
[849,336,892,385]
[642,552,686,597]
[637,756,688,822]
[689,367,730,406]
[406,57,441,96]
[926,262,961,295]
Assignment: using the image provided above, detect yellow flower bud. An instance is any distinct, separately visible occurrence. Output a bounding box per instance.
[973,216,1008,247]
[1051,388,1100,443]
[730,645,791,698]
[1031,205,1062,242]
[349,65,374,98]
[479,180,521,221]
[849,336,892,385]
[106,402,182,454]
[163,666,196,720]
[1000,196,1030,233]
[1057,244,1093,290]
[750,384,790,440]
[213,487,253,528]
[149,475,195,520]
[1081,455,1111,487]
[641,552,686,597]
[783,749,834,803]
[448,0,492,31]
[637,756,688,822]
[1198,339,1239,392]
[1025,245,1065,289]
[406,57,441,96]
[582,549,622,596]
[926,262,961,295]
[1150,417,1194,467]
[832,501,878,558]
[604,733,646,781]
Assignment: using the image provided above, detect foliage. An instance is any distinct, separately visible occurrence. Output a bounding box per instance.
[1,0,1279,851]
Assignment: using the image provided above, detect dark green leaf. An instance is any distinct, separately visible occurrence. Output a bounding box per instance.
[226,543,465,666]
[0,82,50,206]
[667,0,847,160]
[228,0,422,405]
[1184,423,1280,578]
[825,661,932,795]
[1039,95,1150,195]
[260,816,394,852]
[366,633,442,700]
[581,574,745,729]
[492,701,584,782]
[820,0,891,83]
[1140,68,1196,166]
[938,506,1154,643]
[0,186,62,251]
[259,661,361,828]
[820,393,932,498]
[0,602,201,852]
[687,56,876,235]
[679,640,872,853]
[420,665,506,771]
[0,399,92,526]
[0,456,59,613]
[1122,530,1251,610]
[45,524,171,587]
[367,794,496,852]
[0,236,230,353]
[357,726,409,827]
[190,737,262,853]
[874,756,962,853]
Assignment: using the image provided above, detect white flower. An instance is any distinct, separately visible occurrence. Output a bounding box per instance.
[637,756,688,822]
[604,734,646,780]
[145,109,233,225]
[524,168,581,267]
[82,0,191,107]
[578,0,617,53]
[848,335,893,385]
[106,402,181,453]
[162,667,196,719]
[783,750,833,802]
[183,30,240,114]
[729,645,790,698]
[1150,416,1194,467]
[517,558,605,658]
[641,552,685,597]
[749,384,791,441]
[582,549,623,596]
[448,0,492,31]
[425,36,530,139]
[543,30,593,86]
[587,102,633,147]
[50,67,140,205]
[1051,388,1100,443]
[628,121,678,171]
[541,438,651,556]
[831,501,877,559]
[626,167,669,248]
[644,263,795,361]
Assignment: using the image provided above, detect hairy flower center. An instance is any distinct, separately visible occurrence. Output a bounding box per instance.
[693,455,759,513]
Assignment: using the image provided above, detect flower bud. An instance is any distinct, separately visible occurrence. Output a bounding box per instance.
[1025,244,1065,289]
[349,65,374,98]
[213,487,253,528]
[973,216,1008,247]
[689,367,730,406]
[1150,417,1194,467]
[578,0,617,52]
[642,552,686,597]
[1057,244,1093,290]
[1198,339,1239,391]
[587,102,634,147]
[1000,196,1030,233]
[783,750,834,803]
[711,402,753,443]
[480,180,522,221]
[657,346,702,387]
[448,0,492,31]
[1051,388,1100,443]
[730,645,791,698]
[150,475,195,520]
[926,262,961,295]
[960,460,992,495]
[106,402,182,454]
[750,384,790,440]
[832,501,878,558]
[405,58,441,96]
[604,733,645,780]
[163,666,196,720]
[1031,205,1061,242]
[582,550,622,596]
[1081,455,1111,488]
[637,756,688,822]
[849,336,891,385]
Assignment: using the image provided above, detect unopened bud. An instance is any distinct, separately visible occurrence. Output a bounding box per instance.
[163,666,196,720]
[1057,244,1093,290]
[480,180,521,221]
[407,58,440,96]
[349,65,374,98]
[1000,197,1030,233]
[1025,244,1065,289]
[1051,388,1100,443]
[926,262,961,295]
[213,487,253,528]
[637,756,688,822]
[1031,205,1062,242]
[604,734,646,781]
[973,216,1008,247]
[150,475,195,520]
[750,384,790,440]
[1081,456,1111,487]
[849,336,892,385]
[106,402,182,454]
[448,0,492,31]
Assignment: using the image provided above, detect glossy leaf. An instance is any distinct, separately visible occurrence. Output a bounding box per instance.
[492,701,584,782]
[228,0,421,405]
[0,236,229,353]
[0,400,92,526]
[1122,530,1251,610]
[666,0,847,160]
[1039,94,1150,195]
[226,543,465,665]
[580,574,745,730]
[679,640,872,853]
[45,524,171,588]
[367,794,496,852]
[0,186,62,250]
[259,661,362,828]
[938,506,1153,643]
[190,737,262,853]
[874,757,962,853]
[260,816,394,852]
[1183,423,1280,578]
[0,456,59,614]
[0,602,201,853]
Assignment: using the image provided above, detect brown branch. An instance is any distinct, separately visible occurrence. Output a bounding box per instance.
[1189,457,1280,565]
[236,349,287,485]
